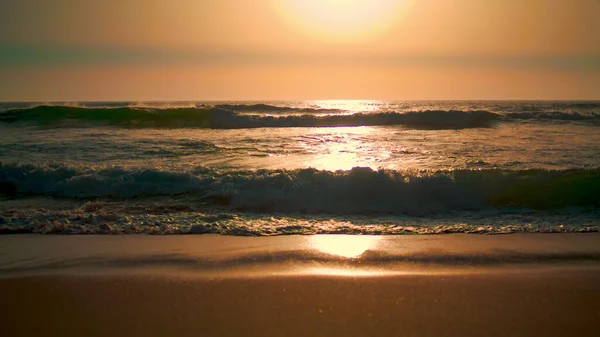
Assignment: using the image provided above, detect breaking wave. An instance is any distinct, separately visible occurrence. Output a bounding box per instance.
[1,163,598,215]
[214,110,501,129]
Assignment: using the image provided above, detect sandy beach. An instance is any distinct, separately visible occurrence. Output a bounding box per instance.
[3,0,599,335]
[2,271,599,337]
[1,234,599,337]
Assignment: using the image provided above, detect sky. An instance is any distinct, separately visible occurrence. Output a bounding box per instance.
[0,0,598,101]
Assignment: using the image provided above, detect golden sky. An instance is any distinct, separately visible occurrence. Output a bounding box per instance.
[0,0,598,101]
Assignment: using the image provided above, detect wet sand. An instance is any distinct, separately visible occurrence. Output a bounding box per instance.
[2,271,599,337]
[1,234,599,337]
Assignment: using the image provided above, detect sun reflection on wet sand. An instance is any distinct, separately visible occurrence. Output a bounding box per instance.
[309,235,382,258]
[299,266,391,277]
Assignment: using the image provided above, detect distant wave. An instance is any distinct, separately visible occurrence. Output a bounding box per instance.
[0,105,500,129]
[2,105,599,130]
[0,105,216,128]
[515,102,600,111]
[1,163,598,215]
[504,111,600,121]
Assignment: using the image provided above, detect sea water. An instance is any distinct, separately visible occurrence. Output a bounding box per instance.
[0,100,598,235]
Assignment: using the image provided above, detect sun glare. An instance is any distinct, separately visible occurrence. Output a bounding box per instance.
[273,0,410,43]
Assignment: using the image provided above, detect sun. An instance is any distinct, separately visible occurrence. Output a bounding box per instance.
[273,0,410,43]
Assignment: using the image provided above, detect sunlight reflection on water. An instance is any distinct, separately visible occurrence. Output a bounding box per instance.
[300,126,390,170]
[307,100,384,113]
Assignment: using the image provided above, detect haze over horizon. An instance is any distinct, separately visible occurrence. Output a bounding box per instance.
[1,0,598,101]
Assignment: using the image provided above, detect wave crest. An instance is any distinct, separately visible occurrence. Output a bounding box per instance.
[214,103,344,114]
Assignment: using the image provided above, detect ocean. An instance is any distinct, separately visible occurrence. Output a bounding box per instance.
[0,100,598,235]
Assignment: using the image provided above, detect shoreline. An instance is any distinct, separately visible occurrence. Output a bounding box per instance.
[2,233,600,277]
